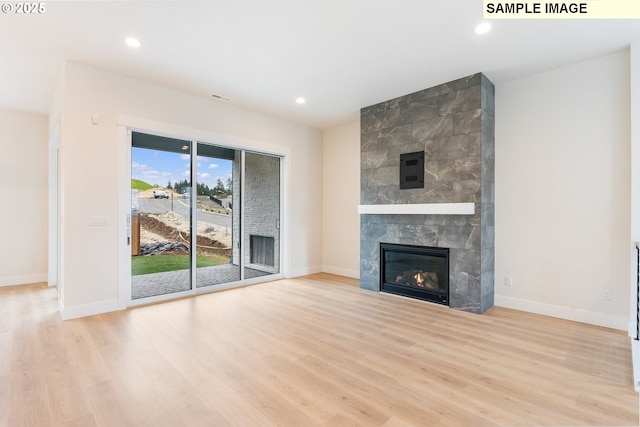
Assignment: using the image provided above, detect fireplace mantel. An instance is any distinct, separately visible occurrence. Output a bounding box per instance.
[357,203,475,215]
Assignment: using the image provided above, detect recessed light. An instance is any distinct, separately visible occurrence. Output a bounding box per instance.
[125,37,141,48]
[296,97,306,104]
[475,22,492,35]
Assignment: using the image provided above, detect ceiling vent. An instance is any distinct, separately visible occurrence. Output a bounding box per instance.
[210,93,232,102]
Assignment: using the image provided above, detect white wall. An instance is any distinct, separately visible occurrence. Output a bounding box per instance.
[57,62,323,317]
[0,108,48,286]
[630,42,640,333]
[322,121,360,278]
[495,50,631,329]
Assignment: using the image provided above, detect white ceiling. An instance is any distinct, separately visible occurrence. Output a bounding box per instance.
[2,0,640,129]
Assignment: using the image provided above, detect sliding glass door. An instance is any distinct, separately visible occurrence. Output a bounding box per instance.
[195,143,240,287]
[195,148,281,286]
[243,151,280,279]
[130,133,192,299]
[129,132,281,301]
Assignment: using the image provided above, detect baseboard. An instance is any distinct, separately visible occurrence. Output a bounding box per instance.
[495,295,628,330]
[286,265,323,278]
[632,339,640,392]
[0,273,47,287]
[321,265,360,279]
[59,298,120,320]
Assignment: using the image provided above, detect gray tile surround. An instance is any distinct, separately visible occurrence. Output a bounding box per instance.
[360,73,495,314]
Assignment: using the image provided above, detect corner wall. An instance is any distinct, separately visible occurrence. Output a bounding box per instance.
[0,109,48,286]
[322,121,361,278]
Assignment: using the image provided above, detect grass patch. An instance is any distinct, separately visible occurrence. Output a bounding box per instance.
[132,179,153,191]
[132,254,223,276]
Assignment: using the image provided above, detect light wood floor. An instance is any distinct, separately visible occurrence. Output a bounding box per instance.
[1,273,638,427]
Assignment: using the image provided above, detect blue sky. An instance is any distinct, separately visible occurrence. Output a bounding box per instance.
[132,147,232,189]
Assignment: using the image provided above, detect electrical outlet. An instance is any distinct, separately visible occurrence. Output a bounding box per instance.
[505,276,513,287]
[602,289,612,301]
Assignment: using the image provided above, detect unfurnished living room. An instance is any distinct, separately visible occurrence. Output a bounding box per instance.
[1,1,640,426]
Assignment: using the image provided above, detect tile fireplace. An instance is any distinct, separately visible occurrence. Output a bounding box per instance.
[359,73,495,313]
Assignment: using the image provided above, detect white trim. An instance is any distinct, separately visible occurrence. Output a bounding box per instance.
[48,126,60,287]
[59,298,120,320]
[127,289,194,308]
[117,126,132,309]
[240,150,246,280]
[632,339,640,392]
[126,275,284,308]
[136,268,282,307]
[198,274,283,293]
[117,114,292,158]
[630,42,640,392]
[280,155,287,280]
[0,274,48,287]
[191,141,198,287]
[358,203,475,215]
[282,154,292,278]
[322,265,360,279]
[287,265,323,278]
[495,295,628,330]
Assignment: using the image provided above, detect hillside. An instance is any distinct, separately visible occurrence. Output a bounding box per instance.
[132,179,153,191]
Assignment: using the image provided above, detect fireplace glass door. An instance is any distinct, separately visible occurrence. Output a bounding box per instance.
[380,243,449,305]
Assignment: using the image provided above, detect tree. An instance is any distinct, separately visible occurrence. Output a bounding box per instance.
[196,182,212,196]
[225,177,233,195]
[213,178,225,195]
[173,179,190,195]
[166,180,172,190]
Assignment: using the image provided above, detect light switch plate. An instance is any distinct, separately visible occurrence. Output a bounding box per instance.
[89,216,109,226]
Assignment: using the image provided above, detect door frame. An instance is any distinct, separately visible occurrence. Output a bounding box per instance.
[48,126,60,289]
[117,115,290,309]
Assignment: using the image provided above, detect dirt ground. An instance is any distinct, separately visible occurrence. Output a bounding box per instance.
[135,188,231,215]
[139,211,232,259]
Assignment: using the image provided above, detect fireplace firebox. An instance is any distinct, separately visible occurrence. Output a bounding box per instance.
[380,243,449,305]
